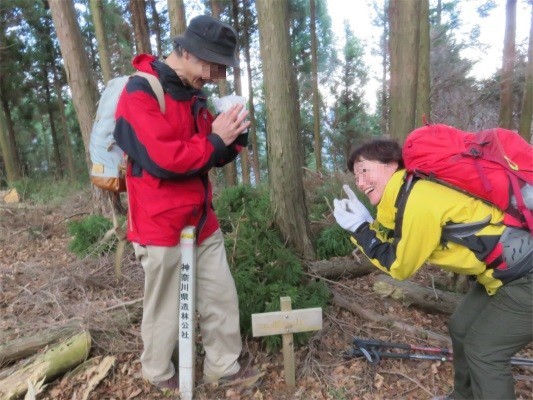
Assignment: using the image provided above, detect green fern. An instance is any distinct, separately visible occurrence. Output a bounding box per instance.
[316,224,354,259]
[67,215,114,257]
[214,185,330,352]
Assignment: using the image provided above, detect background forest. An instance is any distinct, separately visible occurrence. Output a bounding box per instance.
[1,0,532,255]
[1,0,531,190]
[0,0,532,399]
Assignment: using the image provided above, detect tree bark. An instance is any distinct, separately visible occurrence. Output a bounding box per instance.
[48,0,109,213]
[0,84,21,181]
[0,331,91,400]
[380,0,388,136]
[518,5,532,141]
[388,0,420,141]
[499,0,517,130]
[242,0,260,183]
[0,4,21,180]
[0,97,20,183]
[89,0,113,84]
[48,0,99,170]
[211,0,237,187]
[332,290,451,344]
[373,275,462,315]
[43,10,76,179]
[306,258,374,278]
[257,0,315,260]
[53,66,76,179]
[310,0,322,171]
[129,0,152,55]
[232,0,250,185]
[40,113,52,169]
[41,62,64,178]
[148,0,162,57]
[168,0,187,37]
[415,0,430,126]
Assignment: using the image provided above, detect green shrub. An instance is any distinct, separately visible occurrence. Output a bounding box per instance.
[306,178,339,222]
[315,224,354,259]
[67,215,114,257]
[214,185,330,352]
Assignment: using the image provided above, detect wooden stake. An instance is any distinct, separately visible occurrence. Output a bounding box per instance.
[280,297,295,387]
[252,296,322,388]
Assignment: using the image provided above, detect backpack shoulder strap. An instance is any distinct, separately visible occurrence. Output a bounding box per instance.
[393,172,416,241]
[131,71,166,114]
[394,173,493,253]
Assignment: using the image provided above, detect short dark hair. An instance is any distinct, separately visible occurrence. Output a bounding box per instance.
[173,44,184,56]
[347,139,404,172]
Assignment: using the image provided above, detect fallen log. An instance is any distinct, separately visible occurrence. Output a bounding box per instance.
[0,322,82,367]
[373,275,463,315]
[0,331,91,400]
[0,298,143,367]
[331,289,451,345]
[306,258,374,278]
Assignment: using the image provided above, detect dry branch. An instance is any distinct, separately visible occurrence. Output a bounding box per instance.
[80,356,116,400]
[373,275,463,315]
[0,331,91,399]
[331,289,451,345]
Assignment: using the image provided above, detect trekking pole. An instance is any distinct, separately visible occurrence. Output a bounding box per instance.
[345,347,453,364]
[347,338,533,367]
[179,226,196,400]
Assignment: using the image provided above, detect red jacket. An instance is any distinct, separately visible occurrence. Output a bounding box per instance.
[114,54,246,245]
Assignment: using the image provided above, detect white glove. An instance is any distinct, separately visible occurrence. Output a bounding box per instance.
[333,185,374,233]
[334,198,368,232]
[342,185,373,223]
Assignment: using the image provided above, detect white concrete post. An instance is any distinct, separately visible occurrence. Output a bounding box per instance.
[179,226,196,400]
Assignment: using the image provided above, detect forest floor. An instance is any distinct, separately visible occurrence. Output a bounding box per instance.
[0,189,531,400]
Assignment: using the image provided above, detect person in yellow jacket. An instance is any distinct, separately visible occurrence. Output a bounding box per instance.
[334,139,532,400]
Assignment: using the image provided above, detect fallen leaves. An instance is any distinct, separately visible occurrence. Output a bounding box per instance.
[1,197,531,400]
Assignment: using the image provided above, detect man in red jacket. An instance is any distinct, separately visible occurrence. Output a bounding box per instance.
[114,15,260,390]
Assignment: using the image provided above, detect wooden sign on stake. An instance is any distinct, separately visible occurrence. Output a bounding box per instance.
[251,297,322,387]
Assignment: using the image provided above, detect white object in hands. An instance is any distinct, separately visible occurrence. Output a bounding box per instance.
[333,198,369,233]
[179,226,196,400]
[212,95,247,114]
[342,185,374,223]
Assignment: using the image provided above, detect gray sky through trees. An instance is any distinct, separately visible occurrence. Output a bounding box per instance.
[327,0,531,111]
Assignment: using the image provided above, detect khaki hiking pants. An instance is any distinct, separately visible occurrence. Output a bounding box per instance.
[133,229,242,383]
[448,273,533,399]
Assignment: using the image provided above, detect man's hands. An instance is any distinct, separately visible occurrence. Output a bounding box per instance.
[333,185,373,233]
[212,104,251,146]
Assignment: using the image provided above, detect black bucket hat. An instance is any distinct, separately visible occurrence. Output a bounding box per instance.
[173,15,238,67]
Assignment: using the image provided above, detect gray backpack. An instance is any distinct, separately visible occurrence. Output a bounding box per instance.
[89,72,165,192]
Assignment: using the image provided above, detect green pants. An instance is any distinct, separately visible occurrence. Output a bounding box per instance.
[448,273,532,399]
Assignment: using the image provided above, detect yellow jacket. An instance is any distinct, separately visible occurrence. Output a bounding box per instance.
[351,170,506,295]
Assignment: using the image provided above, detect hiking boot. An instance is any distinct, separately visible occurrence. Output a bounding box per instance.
[152,372,179,390]
[204,365,265,388]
